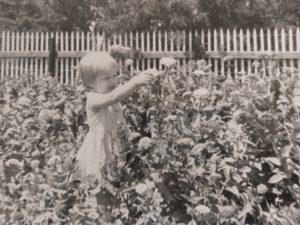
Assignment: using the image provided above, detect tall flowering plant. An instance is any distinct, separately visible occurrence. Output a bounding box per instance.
[1,55,300,225]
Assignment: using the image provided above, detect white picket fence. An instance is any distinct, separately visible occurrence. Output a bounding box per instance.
[0,28,300,85]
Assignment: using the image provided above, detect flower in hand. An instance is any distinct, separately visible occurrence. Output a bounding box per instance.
[132,69,160,87]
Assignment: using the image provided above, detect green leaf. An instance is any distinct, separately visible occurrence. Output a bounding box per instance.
[268,174,287,184]
[232,174,243,183]
[190,143,206,155]
[176,138,195,147]
[225,186,240,197]
[238,203,253,219]
[32,212,52,224]
[264,157,281,166]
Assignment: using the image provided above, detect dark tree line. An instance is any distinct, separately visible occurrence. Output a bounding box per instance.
[0,0,299,31]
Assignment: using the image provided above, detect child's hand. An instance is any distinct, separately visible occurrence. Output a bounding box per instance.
[132,68,161,87]
[142,68,160,78]
[132,73,153,87]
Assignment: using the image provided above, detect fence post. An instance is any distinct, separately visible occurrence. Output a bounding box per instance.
[192,35,205,60]
[48,36,57,78]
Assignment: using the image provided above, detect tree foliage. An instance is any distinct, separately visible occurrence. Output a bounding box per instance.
[0,0,299,31]
[0,0,61,31]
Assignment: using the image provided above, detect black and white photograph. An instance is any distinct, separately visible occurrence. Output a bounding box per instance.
[0,0,300,224]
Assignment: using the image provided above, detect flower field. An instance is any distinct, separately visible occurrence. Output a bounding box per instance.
[1,58,300,225]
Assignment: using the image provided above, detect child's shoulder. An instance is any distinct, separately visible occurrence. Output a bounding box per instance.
[86,92,105,111]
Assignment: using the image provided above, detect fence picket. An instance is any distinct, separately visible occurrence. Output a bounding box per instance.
[207,29,212,68]
[34,32,39,79]
[119,32,122,46]
[1,31,4,51]
[267,28,271,51]
[20,32,25,76]
[141,31,145,70]
[1,31,5,78]
[226,29,231,77]
[274,28,280,76]
[54,32,59,81]
[147,31,151,69]
[213,29,218,74]
[233,29,238,74]
[253,29,258,74]
[129,31,133,48]
[198,29,202,51]
[25,32,30,75]
[60,32,64,83]
[135,31,139,71]
[175,30,180,67]
[96,32,100,51]
[158,30,162,70]
[153,30,157,68]
[220,28,224,76]
[274,28,279,52]
[30,32,35,78]
[5,31,10,77]
[260,28,265,51]
[297,28,300,75]
[124,32,128,48]
[10,32,15,78]
[260,29,266,76]
[187,30,192,72]
[15,32,20,78]
[129,31,133,75]
[75,31,80,86]
[70,32,74,85]
[80,31,84,51]
[267,29,272,76]
[102,31,106,51]
[281,28,287,69]
[164,30,168,52]
[65,32,69,84]
[16,31,20,77]
[188,30,192,55]
[239,29,244,50]
[45,32,49,77]
[153,30,157,52]
[246,29,251,74]
[40,32,44,77]
[239,29,245,78]
[107,32,111,52]
[11,32,15,52]
[289,28,294,69]
[162,30,168,69]
[87,32,91,51]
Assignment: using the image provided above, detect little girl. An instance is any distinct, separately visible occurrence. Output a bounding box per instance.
[69,52,155,215]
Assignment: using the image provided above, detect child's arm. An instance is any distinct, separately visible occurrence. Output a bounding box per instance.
[88,73,153,111]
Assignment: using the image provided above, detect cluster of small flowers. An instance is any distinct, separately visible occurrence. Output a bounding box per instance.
[138,137,154,150]
[159,57,177,67]
[110,44,132,59]
[192,88,209,99]
[38,109,61,123]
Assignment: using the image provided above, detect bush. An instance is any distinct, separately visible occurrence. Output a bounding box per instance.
[1,62,300,225]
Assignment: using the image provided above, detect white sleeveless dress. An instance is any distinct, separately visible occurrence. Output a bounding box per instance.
[70,96,128,182]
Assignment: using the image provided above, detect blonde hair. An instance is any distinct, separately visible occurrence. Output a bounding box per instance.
[78,52,118,91]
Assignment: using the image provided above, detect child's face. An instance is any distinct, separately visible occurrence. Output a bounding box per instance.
[94,69,119,93]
